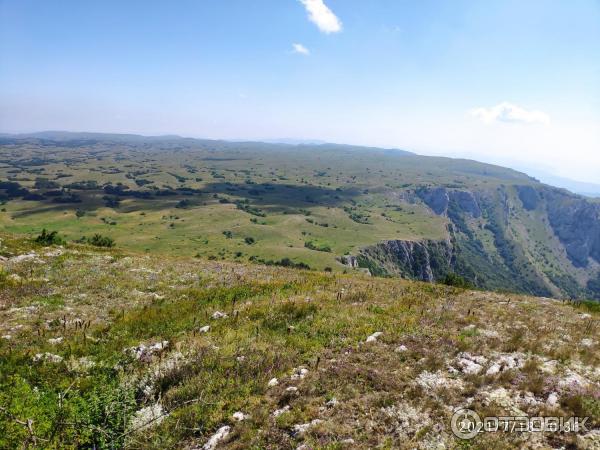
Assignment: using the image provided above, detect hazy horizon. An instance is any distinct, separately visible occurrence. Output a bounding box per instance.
[4,128,600,197]
[1,0,599,183]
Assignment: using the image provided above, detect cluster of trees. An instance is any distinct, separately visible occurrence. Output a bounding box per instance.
[34,229,115,248]
[80,234,116,248]
[249,256,310,270]
[304,240,332,252]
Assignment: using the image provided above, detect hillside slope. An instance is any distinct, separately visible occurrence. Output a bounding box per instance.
[0,133,599,300]
[0,234,599,449]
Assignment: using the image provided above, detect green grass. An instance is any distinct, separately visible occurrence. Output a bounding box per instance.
[0,233,598,449]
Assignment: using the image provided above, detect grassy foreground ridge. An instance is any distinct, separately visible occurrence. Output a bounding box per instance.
[0,233,598,449]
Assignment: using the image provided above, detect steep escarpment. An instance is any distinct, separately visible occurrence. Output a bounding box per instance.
[357,239,454,280]
[544,189,600,267]
[356,185,600,300]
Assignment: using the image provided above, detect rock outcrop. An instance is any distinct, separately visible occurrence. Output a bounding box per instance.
[339,255,359,268]
[516,185,540,211]
[417,187,481,218]
[358,239,454,281]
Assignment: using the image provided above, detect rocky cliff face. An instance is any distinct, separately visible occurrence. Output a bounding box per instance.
[417,187,481,218]
[358,185,600,300]
[544,188,600,268]
[357,239,454,281]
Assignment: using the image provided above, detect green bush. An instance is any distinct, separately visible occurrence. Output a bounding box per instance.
[442,273,472,288]
[0,372,136,449]
[78,234,115,248]
[34,229,65,246]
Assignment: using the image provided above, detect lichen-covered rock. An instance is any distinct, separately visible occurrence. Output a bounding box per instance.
[202,425,231,450]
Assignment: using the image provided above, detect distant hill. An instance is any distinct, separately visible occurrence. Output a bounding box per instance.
[0,131,598,300]
[522,168,600,198]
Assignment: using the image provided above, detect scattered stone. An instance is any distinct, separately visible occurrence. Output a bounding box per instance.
[486,363,501,376]
[9,252,42,264]
[33,353,63,363]
[286,386,299,393]
[212,311,228,319]
[68,356,96,373]
[2,335,12,340]
[44,248,64,257]
[481,387,526,416]
[417,371,463,391]
[558,369,590,390]
[366,331,383,343]
[519,391,541,408]
[395,345,408,353]
[232,411,249,421]
[126,340,169,361]
[202,425,231,450]
[581,338,595,347]
[199,325,210,333]
[546,392,559,407]
[268,377,279,387]
[326,397,338,408]
[456,353,487,375]
[291,367,309,380]
[381,402,432,440]
[130,403,165,431]
[272,405,290,417]
[48,337,64,345]
[484,353,525,375]
[480,329,501,339]
[540,359,559,374]
[293,419,322,436]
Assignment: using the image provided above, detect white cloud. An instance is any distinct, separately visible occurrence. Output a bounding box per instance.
[292,43,310,55]
[470,102,550,125]
[299,0,342,34]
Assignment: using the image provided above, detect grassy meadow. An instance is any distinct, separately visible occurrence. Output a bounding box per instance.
[0,233,598,448]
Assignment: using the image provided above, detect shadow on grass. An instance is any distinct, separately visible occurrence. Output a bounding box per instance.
[7,182,362,218]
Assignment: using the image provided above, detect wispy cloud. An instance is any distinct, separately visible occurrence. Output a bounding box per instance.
[299,0,342,34]
[470,102,550,125]
[292,43,310,55]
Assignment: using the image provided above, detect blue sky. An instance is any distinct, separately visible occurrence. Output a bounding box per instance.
[1,0,599,182]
